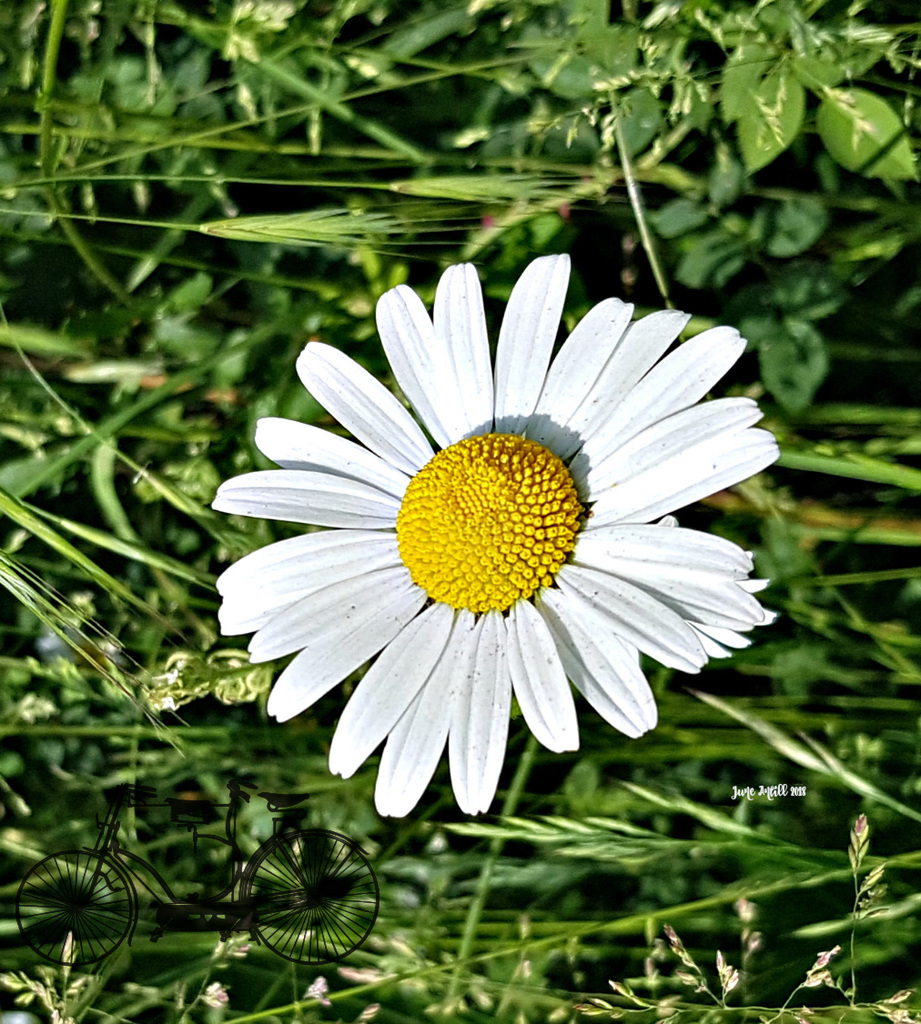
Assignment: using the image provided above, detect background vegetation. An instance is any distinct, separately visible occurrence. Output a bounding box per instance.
[2,0,921,1021]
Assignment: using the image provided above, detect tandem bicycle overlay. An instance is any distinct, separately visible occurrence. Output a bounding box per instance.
[15,779,380,968]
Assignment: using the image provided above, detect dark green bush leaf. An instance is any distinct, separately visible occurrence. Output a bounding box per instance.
[754,316,830,412]
[619,88,662,157]
[721,43,773,124]
[736,66,805,172]
[816,88,917,180]
[651,198,710,239]
[775,261,846,320]
[759,197,830,258]
[675,230,746,290]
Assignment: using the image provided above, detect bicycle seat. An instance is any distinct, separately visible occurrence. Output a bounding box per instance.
[258,791,311,812]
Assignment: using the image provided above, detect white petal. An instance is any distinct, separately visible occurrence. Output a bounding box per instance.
[264,574,425,722]
[252,565,424,664]
[297,342,434,475]
[329,602,455,779]
[437,610,478,813]
[621,574,762,631]
[450,611,511,815]
[556,564,707,673]
[218,531,401,635]
[265,647,344,724]
[574,309,690,444]
[580,397,763,498]
[376,284,457,448]
[536,587,656,737]
[435,263,493,438]
[212,470,400,528]
[255,417,410,499]
[493,255,570,434]
[691,622,753,656]
[529,297,634,459]
[578,326,745,466]
[577,523,754,576]
[571,545,767,632]
[506,600,578,753]
[588,428,779,527]
[374,612,476,817]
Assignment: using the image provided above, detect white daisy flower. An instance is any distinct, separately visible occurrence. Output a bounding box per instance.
[212,255,778,817]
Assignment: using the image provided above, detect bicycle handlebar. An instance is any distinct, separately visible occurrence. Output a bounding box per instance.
[227,779,258,803]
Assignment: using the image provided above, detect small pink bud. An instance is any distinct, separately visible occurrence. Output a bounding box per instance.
[814,945,841,969]
[203,982,229,1008]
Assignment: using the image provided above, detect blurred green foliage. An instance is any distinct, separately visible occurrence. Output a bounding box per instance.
[2,0,921,1021]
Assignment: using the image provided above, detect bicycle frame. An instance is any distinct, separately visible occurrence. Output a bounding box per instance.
[16,778,378,967]
[92,779,259,907]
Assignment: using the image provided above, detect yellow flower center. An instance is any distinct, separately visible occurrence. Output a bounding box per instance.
[396,434,584,613]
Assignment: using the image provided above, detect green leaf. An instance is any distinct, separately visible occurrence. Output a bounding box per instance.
[675,230,746,290]
[708,144,745,208]
[775,261,845,320]
[816,88,917,180]
[758,197,830,258]
[755,317,829,413]
[529,51,597,100]
[720,43,773,124]
[0,323,94,358]
[736,67,805,172]
[167,272,213,314]
[619,88,662,157]
[777,450,921,492]
[792,52,847,90]
[650,198,710,239]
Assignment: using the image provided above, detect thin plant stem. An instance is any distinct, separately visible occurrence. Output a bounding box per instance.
[38,0,70,175]
[613,109,672,308]
[445,733,540,1013]
[38,0,132,304]
[850,873,859,1002]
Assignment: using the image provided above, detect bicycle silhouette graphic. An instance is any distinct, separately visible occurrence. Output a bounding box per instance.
[15,779,380,968]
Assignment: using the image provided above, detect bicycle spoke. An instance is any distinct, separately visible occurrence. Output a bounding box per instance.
[16,851,135,967]
[242,830,379,964]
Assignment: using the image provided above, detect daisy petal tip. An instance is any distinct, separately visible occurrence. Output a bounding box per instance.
[294,340,319,371]
[374,786,416,819]
[531,251,570,272]
[253,417,290,462]
[294,340,333,391]
[549,733,580,754]
[216,613,244,637]
[210,484,233,513]
[326,752,353,780]
[266,690,300,724]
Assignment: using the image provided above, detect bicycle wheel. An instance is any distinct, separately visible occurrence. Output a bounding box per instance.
[16,850,136,966]
[241,829,379,964]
